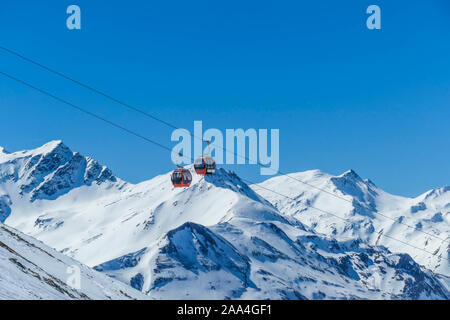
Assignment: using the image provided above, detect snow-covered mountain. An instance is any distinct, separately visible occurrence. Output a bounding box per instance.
[0,222,147,300]
[252,170,450,275]
[1,141,449,299]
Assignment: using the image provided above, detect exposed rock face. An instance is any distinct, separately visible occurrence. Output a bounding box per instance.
[0,141,120,205]
[253,169,450,274]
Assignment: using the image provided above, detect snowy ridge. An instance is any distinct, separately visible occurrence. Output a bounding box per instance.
[0,222,148,300]
[93,219,449,299]
[0,142,449,299]
[0,140,121,207]
[252,170,450,274]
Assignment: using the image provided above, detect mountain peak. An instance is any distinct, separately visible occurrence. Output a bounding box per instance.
[202,168,271,205]
[423,185,450,200]
[37,140,70,154]
[0,140,119,203]
[0,141,71,161]
[339,169,362,181]
[44,139,64,146]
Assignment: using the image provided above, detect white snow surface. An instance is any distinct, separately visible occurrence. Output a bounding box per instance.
[252,169,450,275]
[0,222,148,300]
[0,141,449,299]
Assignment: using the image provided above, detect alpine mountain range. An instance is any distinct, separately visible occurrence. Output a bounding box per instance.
[0,141,448,299]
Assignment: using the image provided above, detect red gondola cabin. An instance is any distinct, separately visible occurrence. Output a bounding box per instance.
[171,169,192,187]
[194,156,216,175]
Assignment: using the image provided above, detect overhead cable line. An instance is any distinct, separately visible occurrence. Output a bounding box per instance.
[0,69,447,266]
[0,71,173,154]
[1,45,447,246]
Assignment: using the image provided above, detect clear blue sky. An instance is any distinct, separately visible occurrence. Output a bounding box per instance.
[0,0,449,197]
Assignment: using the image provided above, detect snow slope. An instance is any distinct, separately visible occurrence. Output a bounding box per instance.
[94,219,449,299]
[1,142,277,267]
[0,222,148,300]
[1,142,449,299]
[252,170,450,275]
